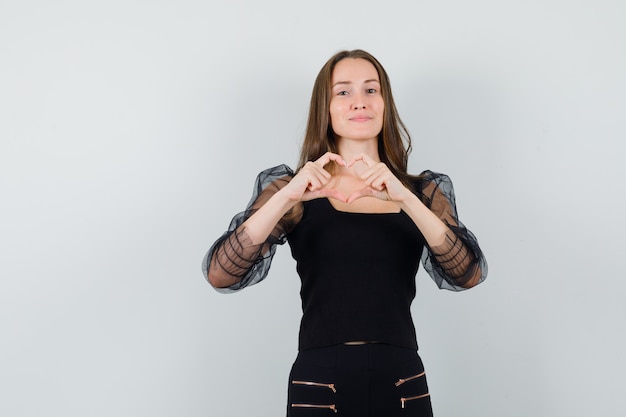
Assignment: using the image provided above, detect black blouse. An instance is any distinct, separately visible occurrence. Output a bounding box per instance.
[202,165,488,349]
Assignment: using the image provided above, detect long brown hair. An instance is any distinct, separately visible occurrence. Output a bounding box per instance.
[298,49,417,187]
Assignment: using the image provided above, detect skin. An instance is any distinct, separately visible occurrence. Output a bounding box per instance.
[208,58,452,288]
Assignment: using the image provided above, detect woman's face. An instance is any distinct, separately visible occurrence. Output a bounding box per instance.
[329,58,384,143]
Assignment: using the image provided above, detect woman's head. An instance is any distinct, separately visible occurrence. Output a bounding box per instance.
[328,57,385,145]
[299,49,412,181]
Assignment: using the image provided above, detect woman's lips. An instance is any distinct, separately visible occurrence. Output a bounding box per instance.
[349,115,372,122]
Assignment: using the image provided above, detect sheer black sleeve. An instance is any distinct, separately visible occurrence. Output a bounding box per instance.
[201,165,301,293]
[416,171,488,291]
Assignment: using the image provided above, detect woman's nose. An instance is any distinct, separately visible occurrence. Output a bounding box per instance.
[352,92,366,110]
[352,98,366,110]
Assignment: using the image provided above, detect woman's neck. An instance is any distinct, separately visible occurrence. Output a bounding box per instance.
[336,137,380,165]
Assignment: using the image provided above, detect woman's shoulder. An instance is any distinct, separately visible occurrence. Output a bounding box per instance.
[255,164,295,183]
[414,169,450,182]
[410,169,452,191]
[245,164,295,204]
[251,164,295,188]
[409,170,456,209]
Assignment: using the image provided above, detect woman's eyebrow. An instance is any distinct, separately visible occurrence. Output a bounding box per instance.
[332,81,351,88]
[332,79,380,88]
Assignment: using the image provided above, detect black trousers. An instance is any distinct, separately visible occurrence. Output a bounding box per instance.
[287,343,433,417]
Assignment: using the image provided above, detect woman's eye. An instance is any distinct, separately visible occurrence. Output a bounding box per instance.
[337,90,349,96]
[366,88,377,94]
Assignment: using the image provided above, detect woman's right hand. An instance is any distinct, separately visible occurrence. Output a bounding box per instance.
[282,152,347,202]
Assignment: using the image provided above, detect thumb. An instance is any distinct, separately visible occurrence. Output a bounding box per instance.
[346,187,374,204]
[303,188,348,202]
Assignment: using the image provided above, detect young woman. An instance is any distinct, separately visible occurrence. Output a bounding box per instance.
[203,49,487,416]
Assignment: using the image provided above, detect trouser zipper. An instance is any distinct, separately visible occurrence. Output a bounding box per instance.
[395,371,425,387]
[400,393,431,408]
[291,404,338,413]
[291,380,337,412]
[291,380,337,393]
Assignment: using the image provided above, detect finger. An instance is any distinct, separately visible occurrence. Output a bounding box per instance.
[302,169,330,189]
[361,164,386,184]
[303,188,347,202]
[371,178,386,191]
[306,175,323,191]
[328,152,347,166]
[369,166,390,188]
[310,167,339,191]
[347,153,375,168]
[346,187,375,204]
[320,188,348,202]
[316,152,346,168]
[303,161,331,180]
[359,164,389,189]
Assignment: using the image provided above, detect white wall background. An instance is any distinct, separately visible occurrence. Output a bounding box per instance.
[1,1,624,416]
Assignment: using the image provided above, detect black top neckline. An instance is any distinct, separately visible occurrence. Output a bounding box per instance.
[323,197,403,215]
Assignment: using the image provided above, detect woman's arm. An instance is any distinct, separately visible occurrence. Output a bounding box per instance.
[400,175,486,290]
[345,155,487,291]
[204,153,347,292]
[202,166,297,292]
[206,178,297,289]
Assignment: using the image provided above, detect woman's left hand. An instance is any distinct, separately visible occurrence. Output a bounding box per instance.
[345,154,412,204]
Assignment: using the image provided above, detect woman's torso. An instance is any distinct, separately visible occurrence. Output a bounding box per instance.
[287,197,426,351]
